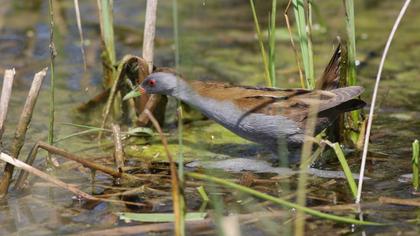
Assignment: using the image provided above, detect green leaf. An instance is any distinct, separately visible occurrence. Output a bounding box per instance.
[127,127,154,136]
[118,212,207,223]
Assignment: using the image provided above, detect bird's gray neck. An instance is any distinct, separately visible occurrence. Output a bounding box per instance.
[168,80,231,121]
[169,80,212,113]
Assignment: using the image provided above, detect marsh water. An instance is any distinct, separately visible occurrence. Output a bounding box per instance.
[0,0,420,235]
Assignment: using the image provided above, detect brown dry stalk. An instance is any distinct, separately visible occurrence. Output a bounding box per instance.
[14,141,140,191]
[0,68,48,197]
[379,196,420,207]
[111,123,125,172]
[142,0,157,73]
[0,68,15,139]
[0,152,145,208]
[144,109,183,236]
[136,0,167,126]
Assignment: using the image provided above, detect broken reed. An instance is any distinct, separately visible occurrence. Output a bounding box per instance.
[0,68,48,197]
[412,139,419,191]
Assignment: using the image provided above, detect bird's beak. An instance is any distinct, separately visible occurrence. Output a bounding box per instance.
[123,86,144,101]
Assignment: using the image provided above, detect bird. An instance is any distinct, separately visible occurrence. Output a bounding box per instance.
[124,46,365,164]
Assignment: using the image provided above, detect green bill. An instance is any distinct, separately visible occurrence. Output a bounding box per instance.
[123,89,142,100]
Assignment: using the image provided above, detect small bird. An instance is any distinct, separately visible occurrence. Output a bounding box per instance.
[125,47,365,163]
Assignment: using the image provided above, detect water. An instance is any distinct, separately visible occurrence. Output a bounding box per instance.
[0,0,419,235]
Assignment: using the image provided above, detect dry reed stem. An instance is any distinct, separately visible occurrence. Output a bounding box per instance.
[99,54,137,137]
[137,94,163,124]
[0,68,15,139]
[1,152,95,199]
[137,0,166,126]
[14,141,140,190]
[0,152,146,208]
[379,196,420,207]
[0,68,48,197]
[111,123,125,172]
[142,0,158,73]
[144,109,183,236]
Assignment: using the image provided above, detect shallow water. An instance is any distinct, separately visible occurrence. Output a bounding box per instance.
[0,0,420,235]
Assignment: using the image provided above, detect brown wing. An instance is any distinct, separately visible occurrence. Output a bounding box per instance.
[233,86,364,124]
[188,80,363,124]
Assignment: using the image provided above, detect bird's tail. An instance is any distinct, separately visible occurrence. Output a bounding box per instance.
[316,43,346,90]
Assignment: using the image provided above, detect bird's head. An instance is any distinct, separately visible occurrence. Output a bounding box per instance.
[123,72,182,100]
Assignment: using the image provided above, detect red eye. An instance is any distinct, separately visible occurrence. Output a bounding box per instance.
[148,79,156,87]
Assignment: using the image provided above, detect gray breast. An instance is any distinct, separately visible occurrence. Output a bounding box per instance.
[192,97,303,147]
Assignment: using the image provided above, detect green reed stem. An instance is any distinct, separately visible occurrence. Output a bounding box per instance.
[172,0,183,184]
[268,0,277,87]
[343,0,361,145]
[48,0,56,150]
[97,0,116,88]
[187,172,383,225]
[343,0,357,86]
[292,0,314,89]
[307,0,314,87]
[172,0,185,235]
[249,0,272,87]
[412,139,419,191]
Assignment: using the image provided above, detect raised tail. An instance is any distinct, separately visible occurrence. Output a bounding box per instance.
[316,43,345,90]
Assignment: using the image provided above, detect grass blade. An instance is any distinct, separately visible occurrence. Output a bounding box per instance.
[187,172,383,225]
[249,0,271,87]
[292,0,315,89]
[324,140,357,198]
[268,0,277,87]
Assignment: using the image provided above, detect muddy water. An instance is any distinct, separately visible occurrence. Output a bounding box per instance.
[0,0,419,235]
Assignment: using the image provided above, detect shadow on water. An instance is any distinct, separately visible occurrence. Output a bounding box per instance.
[0,0,420,235]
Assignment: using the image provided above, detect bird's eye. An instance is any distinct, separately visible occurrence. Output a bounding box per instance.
[148,79,156,87]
